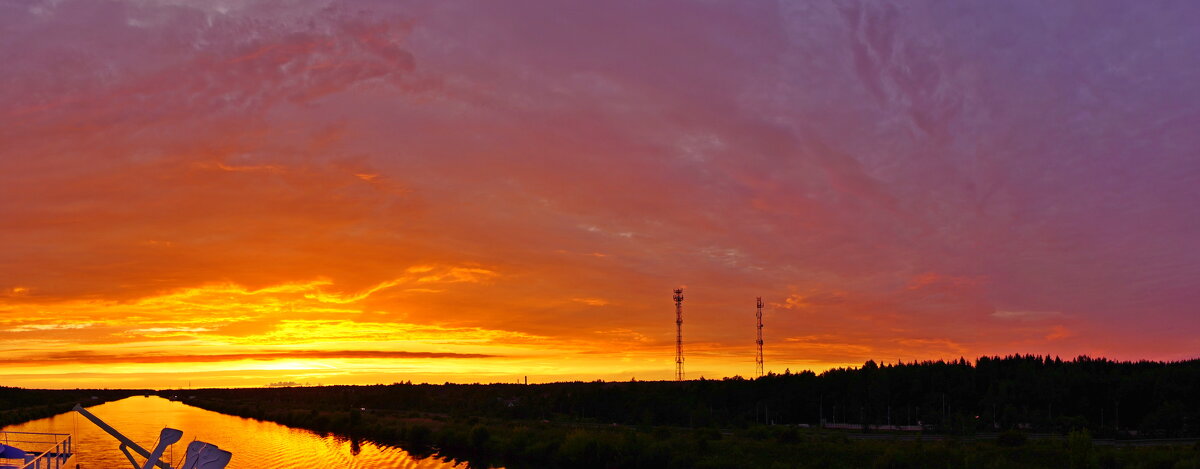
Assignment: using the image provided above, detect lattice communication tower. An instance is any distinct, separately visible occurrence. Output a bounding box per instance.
[674,288,685,381]
[755,297,765,377]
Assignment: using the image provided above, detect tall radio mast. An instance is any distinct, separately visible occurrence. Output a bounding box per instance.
[673,288,685,381]
[755,297,764,377]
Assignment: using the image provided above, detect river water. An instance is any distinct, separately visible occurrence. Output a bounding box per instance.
[1,396,472,468]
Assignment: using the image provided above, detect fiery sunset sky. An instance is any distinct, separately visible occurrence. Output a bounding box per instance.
[2,0,1199,389]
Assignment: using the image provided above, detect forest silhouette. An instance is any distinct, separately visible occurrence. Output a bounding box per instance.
[182,355,1199,436]
[167,355,1200,468]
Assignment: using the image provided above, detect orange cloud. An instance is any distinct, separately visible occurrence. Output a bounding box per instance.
[572,298,610,306]
[0,350,499,367]
[1045,325,1075,341]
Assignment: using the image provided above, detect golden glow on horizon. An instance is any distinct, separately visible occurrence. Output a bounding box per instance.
[0,270,878,388]
[0,256,1104,390]
[0,264,1093,389]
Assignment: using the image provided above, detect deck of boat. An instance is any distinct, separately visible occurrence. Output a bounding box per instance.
[0,431,74,469]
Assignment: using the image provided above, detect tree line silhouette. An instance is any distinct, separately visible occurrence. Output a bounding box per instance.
[181,355,1200,437]
[5,355,1200,468]
[0,387,143,428]
[169,355,1200,468]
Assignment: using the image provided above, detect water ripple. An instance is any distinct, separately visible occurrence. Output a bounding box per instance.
[2,396,478,469]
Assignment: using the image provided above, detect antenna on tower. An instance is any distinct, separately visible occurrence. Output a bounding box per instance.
[673,288,685,381]
[755,297,764,377]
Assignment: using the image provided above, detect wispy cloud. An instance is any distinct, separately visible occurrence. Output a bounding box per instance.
[992,310,1064,321]
[4,323,96,332]
[0,350,500,367]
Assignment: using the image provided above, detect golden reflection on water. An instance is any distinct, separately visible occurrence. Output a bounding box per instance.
[2,396,477,468]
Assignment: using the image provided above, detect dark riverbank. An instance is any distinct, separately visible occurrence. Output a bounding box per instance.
[179,394,1200,469]
[0,387,146,428]
[171,355,1200,468]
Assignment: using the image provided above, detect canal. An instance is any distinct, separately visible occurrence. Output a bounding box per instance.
[1,396,470,468]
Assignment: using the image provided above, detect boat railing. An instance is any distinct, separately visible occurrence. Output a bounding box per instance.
[0,431,73,469]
